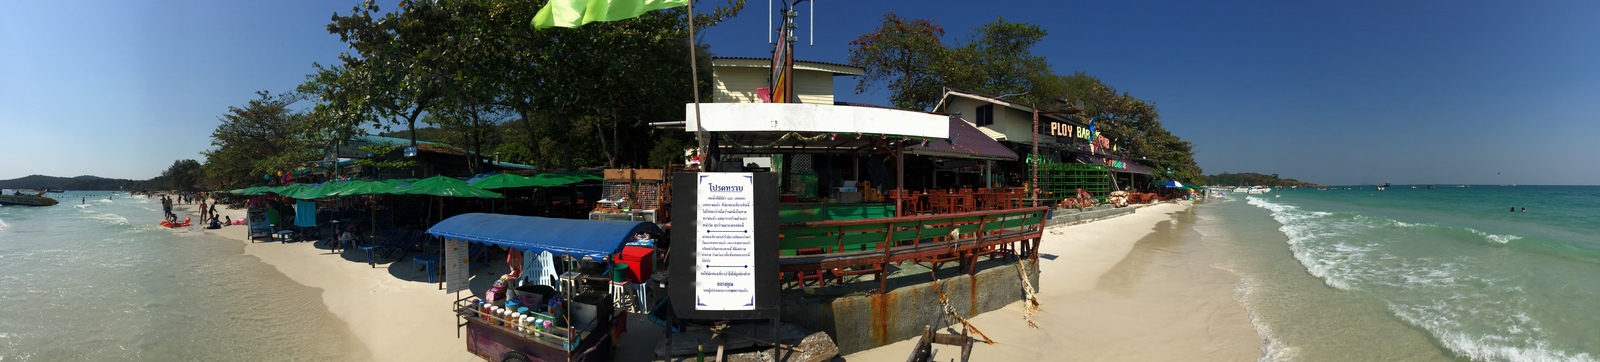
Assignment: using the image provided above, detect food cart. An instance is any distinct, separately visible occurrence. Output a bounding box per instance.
[427,214,661,362]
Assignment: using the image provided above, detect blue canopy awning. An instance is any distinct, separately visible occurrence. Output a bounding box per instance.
[425,213,660,260]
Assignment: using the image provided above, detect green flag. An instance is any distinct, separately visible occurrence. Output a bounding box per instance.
[532,0,688,29]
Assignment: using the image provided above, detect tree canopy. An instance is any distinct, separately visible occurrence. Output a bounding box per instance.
[199,91,314,189]
[188,0,745,189]
[847,14,1205,184]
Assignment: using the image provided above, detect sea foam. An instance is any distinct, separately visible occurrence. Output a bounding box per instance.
[1248,195,1591,362]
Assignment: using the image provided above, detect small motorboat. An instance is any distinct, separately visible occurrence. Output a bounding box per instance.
[0,190,59,206]
[160,217,191,228]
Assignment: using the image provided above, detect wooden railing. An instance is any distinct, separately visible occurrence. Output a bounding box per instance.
[775,207,1049,293]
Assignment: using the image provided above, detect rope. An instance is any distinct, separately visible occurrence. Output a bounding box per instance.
[929,275,996,345]
[1016,259,1041,329]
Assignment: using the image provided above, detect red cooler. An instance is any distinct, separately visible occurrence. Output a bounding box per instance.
[615,246,655,283]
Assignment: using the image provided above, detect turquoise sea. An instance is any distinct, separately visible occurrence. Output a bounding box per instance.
[1198,186,1600,361]
[0,191,366,361]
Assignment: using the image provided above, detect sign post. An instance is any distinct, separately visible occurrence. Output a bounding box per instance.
[692,173,758,310]
[670,172,779,320]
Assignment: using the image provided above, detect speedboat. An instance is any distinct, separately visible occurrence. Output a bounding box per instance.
[0,189,59,206]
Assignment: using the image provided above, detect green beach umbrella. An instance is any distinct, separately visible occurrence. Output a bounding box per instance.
[323,180,379,197]
[394,176,503,198]
[469,173,540,190]
[527,172,602,187]
[271,183,316,198]
[286,181,349,199]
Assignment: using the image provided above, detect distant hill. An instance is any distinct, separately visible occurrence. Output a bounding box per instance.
[1202,172,1320,187]
[0,175,141,191]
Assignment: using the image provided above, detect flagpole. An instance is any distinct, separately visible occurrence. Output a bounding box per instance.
[688,0,708,170]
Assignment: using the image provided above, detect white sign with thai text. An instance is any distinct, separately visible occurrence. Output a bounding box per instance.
[444,238,470,294]
[694,173,756,310]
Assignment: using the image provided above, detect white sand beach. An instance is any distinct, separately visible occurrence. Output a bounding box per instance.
[183,201,1257,362]
[845,203,1263,361]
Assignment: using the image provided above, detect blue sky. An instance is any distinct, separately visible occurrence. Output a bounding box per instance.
[3,1,1598,185]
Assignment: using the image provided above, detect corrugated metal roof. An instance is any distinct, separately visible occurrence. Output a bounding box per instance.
[906,116,1019,161]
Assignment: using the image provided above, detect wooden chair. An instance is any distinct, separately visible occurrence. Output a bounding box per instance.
[927,190,950,214]
[953,192,975,213]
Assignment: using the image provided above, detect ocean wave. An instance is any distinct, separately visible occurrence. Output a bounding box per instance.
[1248,196,1589,362]
[85,211,130,226]
[1235,277,1297,362]
[1466,228,1522,244]
[0,217,7,231]
[1248,196,1366,290]
[1391,299,1594,362]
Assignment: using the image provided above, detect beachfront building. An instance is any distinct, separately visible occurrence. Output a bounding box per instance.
[933,88,1156,200]
[681,49,1053,354]
[710,57,863,104]
[338,135,538,179]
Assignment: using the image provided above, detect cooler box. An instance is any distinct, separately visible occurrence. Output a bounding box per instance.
[616,246,655,283]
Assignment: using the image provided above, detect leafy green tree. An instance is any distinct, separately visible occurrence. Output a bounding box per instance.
[200,91,314,189]
[936,17,1055,106]
[323,0,743,170]
[848,13,947,111]
[149,160,204,191]
[848,15,1205,184]
[353,143,418,177]
[326,0,460,147]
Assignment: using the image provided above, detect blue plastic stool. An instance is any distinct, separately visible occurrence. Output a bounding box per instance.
[414,253,440,283]
[360,243,382,268]
[274,229,296,244]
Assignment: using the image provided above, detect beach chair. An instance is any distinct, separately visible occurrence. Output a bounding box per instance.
[361,229,412,268]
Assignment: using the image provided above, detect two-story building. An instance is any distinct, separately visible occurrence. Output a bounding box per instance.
[933,88,1155,196]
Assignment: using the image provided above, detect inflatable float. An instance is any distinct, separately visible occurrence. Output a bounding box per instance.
[160,217,191,228]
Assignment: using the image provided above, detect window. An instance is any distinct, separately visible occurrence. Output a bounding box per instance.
[975,104,995,127]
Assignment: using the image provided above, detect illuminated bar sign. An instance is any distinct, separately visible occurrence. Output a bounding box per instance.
[1047,121,1076,138]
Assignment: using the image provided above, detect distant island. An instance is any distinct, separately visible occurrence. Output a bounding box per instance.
[1202,172,1320,188]
[0,175,142,191]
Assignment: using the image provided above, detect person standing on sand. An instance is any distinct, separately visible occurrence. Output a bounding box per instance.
[199,202,208,220]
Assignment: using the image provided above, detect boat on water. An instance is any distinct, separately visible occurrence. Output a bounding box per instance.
[0,190,59,206]
[160,218,191,228]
